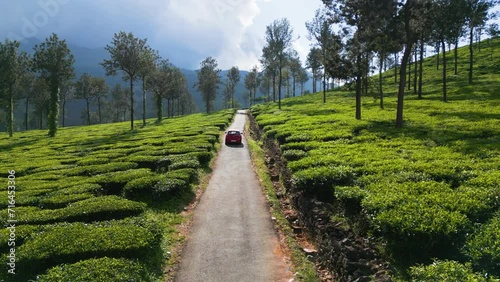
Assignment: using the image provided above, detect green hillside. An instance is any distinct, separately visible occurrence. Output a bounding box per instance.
[250,37,500,280]
[0,111,233,281]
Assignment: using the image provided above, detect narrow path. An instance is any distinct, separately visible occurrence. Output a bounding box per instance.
[175,111,291,282]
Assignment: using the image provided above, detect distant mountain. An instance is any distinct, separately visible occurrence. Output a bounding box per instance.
[13,39,312,127]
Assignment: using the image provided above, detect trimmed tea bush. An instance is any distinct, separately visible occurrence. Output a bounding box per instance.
[153,178,189,196]
[291,165,356,194]
[410,260,490,282]
[3,196,146,225]
[38,257,150,282]
[165,168,198,183]
[466,215,500,276]
[17,221,159,269]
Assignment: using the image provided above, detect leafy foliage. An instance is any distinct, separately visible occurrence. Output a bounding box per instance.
[251,37,500,279]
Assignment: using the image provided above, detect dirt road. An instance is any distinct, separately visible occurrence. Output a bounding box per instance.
[175,111,291,282]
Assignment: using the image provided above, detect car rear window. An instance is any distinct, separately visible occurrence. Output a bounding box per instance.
[228,131,240,135]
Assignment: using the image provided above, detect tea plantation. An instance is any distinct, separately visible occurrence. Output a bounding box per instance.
[251,38,500,280]
[0,110,234,281]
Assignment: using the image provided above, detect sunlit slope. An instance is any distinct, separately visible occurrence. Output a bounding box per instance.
[251,37,500,279]
[0,111,233,281]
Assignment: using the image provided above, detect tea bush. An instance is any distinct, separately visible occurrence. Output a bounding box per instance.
[38,257,151,282]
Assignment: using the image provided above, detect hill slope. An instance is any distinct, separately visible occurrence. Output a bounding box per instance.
[250,37,500,280]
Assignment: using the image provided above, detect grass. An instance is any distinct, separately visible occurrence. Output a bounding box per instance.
[0,110,234,281]
[250,37,500,280]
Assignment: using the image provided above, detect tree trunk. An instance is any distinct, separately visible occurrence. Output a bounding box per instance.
[293,76,296,97]
[379,53,384,109]
[25,97,29,131]
[407,52,412,91]
[469,26,474,84]
[278,66,282,109]
[356,54,362,120]
[40,110,43,130]
[323,68,326,103]
[454,39,458,75]
[156,94,162,122]
[418,39,424,99]
[272,72,276,102]
[436,45,440,70]
[394,53,398,83]
[142,79,146,126]
[130,79,134,130]
[97,98,102,124]
[312,69,316,93]
[396,42,414,128]
[62,97,66,127]
[413,46,418,94]
[442,40,447,102]
[86,98,91,125]
[355,75,362,120]
[8,85,14,137]
[48,82,60,137]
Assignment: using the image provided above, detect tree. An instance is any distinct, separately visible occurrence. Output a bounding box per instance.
[138,45,159,126]
[92,77,109,124]
[32,78,50,129]
[166,68,186,118]
[32,33,75,137]
[307,8,341,103]
[196,57,221,113]
[306,47,322,94]
[0,40,30,137]
[465,0,497,84]
[430,0,467,102]
[297,66,309,95]
[59,79,74,127]
[74,73,94,125]
[19,70,37,130]
[263,18,294,109]
[148,59,172,122]
[110,83,129,122]
[261,46,278,102]
[101,31,148,130]
[244,66,259,106]
[223,66,241,109]
[287,51,302,97]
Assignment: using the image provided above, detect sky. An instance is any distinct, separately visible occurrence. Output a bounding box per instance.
[0,0,324,70]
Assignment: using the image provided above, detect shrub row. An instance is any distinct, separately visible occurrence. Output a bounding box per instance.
[0,196,145,225]
[16,220,160,271]
[37,257,151,282]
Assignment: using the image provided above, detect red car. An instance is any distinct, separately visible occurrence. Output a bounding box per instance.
[225,130,242,145]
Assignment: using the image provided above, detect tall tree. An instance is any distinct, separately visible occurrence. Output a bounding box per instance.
[92,77,109,124]
[20,70,37,130]
[138,45,158,126]
[0,40,29,137]
[306,47,322,94]
[32,33,75,137]
[148,59,172,122]
[225,66,241,108]
[196,57,221,113]
[261,46,278,102]
[297,66,309,96]
[287,51,302,97]
[110,83,129,122]
[59,79,74,127]
[101,31,147,130]
[431,0,467,102]
[306,8,341,103]
[465,0,496,84]
[263,18,294,109]
[74,73,94,125]
[244,66,259,106]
